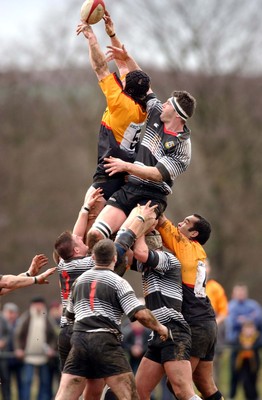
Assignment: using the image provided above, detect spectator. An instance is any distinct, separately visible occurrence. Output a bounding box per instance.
[232,320,262,400]
[122,319,150,374]
[226,283,262,399]
[0,311,9,400]
[48,301,62,397]
[14,297,58,400]
[2,302,23,400]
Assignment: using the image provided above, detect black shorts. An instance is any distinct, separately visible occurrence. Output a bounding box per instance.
[106,183,167,217]
[92,176,126,201]
[190,320,217,361]
[63,331,132,379]
[144,322,191,364]
[58,325,74,371]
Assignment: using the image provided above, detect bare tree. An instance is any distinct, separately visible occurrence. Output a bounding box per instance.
[1,0,261,75]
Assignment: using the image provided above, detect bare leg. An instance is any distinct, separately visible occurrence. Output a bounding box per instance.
[135,357,164,400]
[105,372,139,400]
[87,205,127,250]
[192,359,218,398]
[55,373,86,400]
[82,378,105,400]
[164,359,196,400]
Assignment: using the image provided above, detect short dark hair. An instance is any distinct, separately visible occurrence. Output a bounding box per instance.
[189,214,211,245]
[54,231,74,260]
[172,90,196,118]
[92,239,116,266]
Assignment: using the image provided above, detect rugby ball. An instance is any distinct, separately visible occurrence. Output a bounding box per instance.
[80,0,105,25]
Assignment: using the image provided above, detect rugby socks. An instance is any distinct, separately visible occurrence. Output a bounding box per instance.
[205,391,224,400]
[92,221,112,239]
[189,396,202,400]
[115,229,136,251]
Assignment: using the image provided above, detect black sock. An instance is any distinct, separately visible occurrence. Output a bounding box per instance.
[104,388,118,400]
[205,391,224,400]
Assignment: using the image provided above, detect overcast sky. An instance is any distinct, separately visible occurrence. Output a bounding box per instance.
[1,1,53,41]
[1,0,261,75]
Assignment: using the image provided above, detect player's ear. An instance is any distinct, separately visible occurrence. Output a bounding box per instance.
[189,230,198,239]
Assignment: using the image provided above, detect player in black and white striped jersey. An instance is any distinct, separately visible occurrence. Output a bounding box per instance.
[55,238,169,400]
[85,45,197,250]
[131,231,202,400]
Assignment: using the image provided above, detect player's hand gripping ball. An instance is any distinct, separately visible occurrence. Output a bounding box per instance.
[80,0,105,25]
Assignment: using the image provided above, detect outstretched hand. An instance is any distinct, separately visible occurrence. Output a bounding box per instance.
[28,254,48,277]
[137,201,158,222]
[84,187,104,210]
[105,44,129,62]
[103,10,115,37]
[36,267,57,285]
[76,22,93,37]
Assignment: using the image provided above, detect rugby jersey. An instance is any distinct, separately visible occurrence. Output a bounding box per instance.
[132,250,188,328]
[66,268,145,336]
[128,95,191,195]
[206,279,228,317]
[57,256,95,328]
[158,220,215,323]
[93,73,147,181]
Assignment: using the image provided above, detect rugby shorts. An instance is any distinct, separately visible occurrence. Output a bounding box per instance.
[58,324,73,371]
[144,321,191,364]
[106,183,167,217]
[63,331,132,379]
[190,320,217,361]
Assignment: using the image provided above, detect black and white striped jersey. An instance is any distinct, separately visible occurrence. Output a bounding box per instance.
[132,250,188,328]
[128,96,191,195]
[57,256,95,328]
[67,268,145,335]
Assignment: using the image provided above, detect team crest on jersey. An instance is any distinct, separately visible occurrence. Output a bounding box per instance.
[165,141,175,149]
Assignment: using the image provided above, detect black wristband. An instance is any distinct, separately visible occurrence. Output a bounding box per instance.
[26,272,31,277]
[84,206,90,212]
[136,215,145,223]
[34,276,38,284]
[109,33,116,38]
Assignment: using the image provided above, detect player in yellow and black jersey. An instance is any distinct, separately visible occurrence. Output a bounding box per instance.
[76,12,150,237]
[158,214,225,400]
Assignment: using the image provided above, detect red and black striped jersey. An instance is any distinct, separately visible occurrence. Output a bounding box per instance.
[67,268,145,335]
[58,256,94,328]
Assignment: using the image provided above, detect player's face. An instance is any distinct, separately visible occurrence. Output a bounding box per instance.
[160,100,175,122]
[177,215,198,239]
[72,234,88,256]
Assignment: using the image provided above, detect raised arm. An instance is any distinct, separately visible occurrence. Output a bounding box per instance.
[0,267,57,296]
[105,44,142,73]
[76,22,110,81]
[103,10,129,76]
[73,188,104,240]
